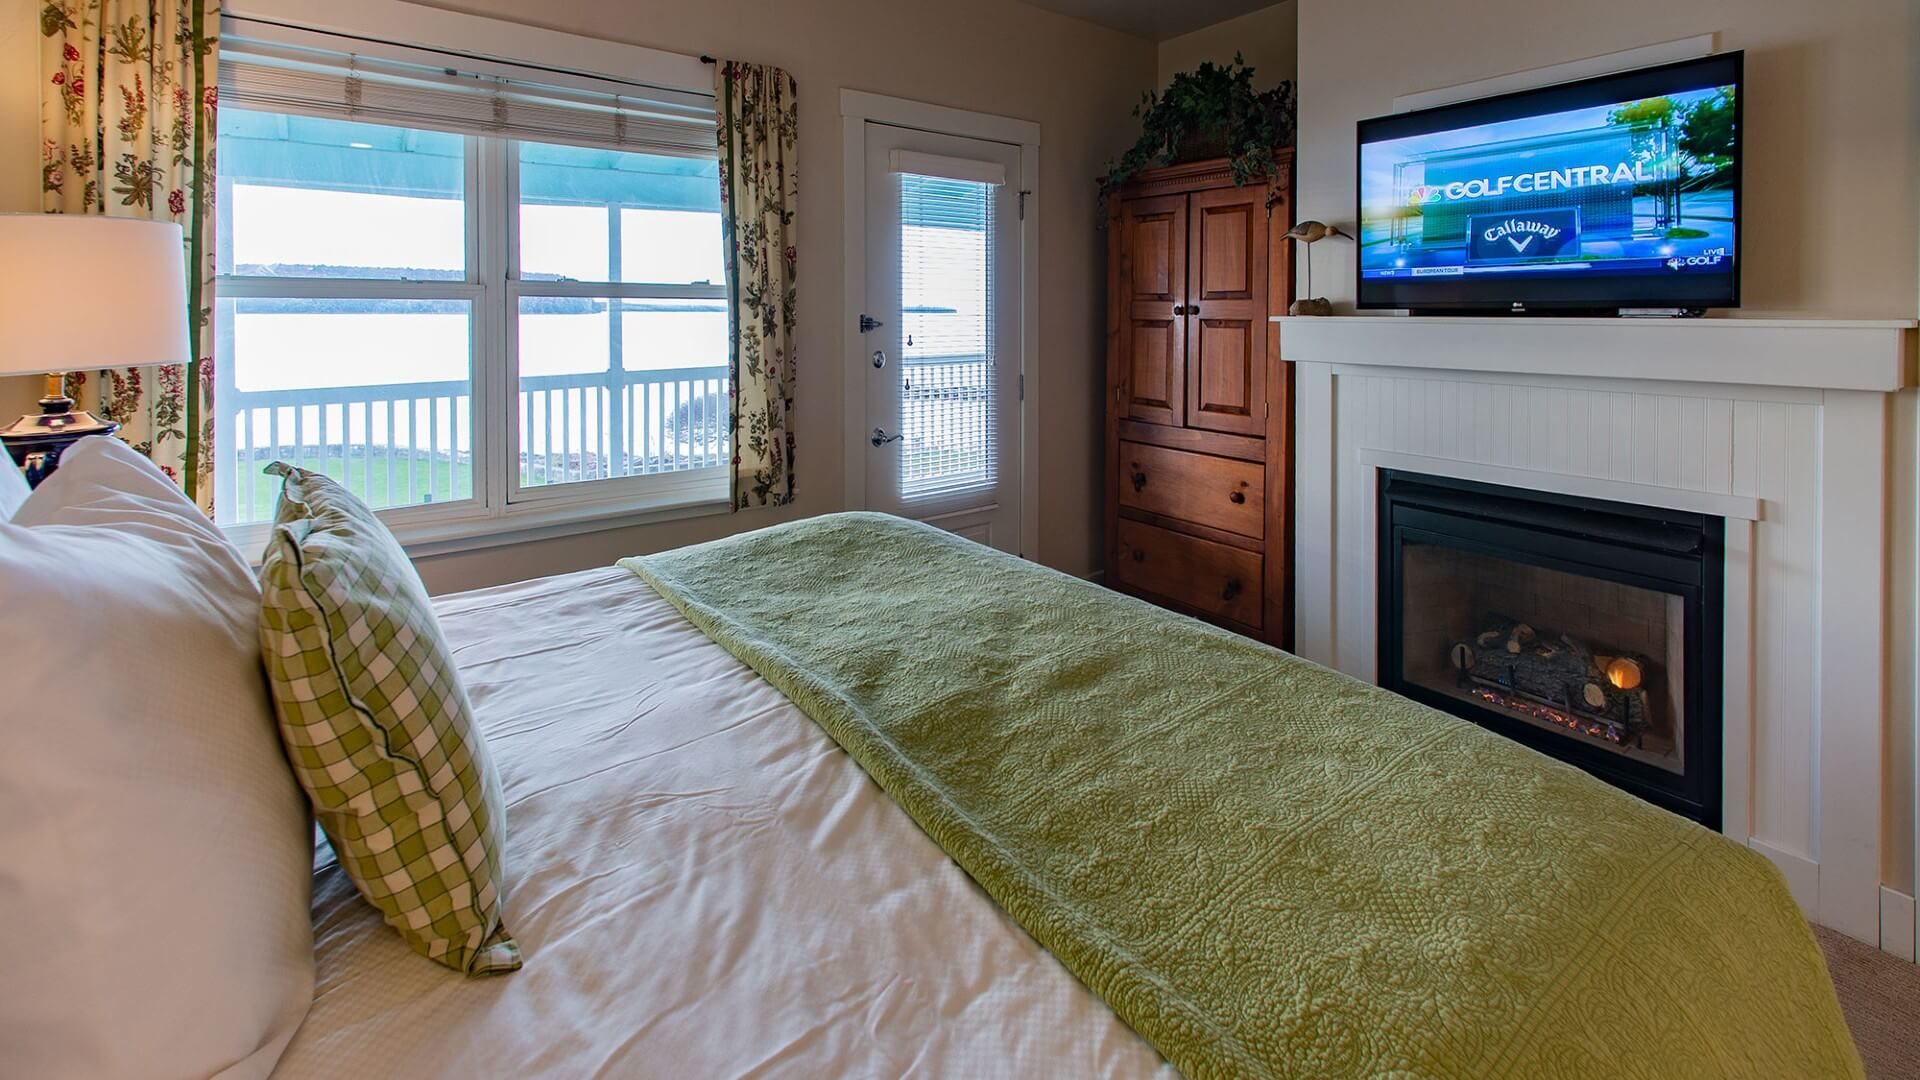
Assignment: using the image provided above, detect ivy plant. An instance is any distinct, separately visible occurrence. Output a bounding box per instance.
[1101,55,1296,204]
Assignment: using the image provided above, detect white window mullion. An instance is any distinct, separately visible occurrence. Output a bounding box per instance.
[478,135,513,518]
[212,277,484,300]
[506,280,726,301]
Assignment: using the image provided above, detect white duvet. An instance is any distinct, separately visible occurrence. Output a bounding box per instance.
[272,567,1171,1078]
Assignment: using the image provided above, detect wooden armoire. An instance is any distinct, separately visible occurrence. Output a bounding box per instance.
[1103,152,1294,648]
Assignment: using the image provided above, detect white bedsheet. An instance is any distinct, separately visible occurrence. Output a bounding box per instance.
[272,567,1171,1078]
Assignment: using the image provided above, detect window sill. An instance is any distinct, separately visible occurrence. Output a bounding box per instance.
[225,471,732,564]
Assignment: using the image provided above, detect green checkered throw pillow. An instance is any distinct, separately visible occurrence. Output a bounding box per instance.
[257,462,521,976]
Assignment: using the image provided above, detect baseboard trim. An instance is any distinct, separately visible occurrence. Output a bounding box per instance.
[1881,886,1917,962]
[1748,838,1820,918]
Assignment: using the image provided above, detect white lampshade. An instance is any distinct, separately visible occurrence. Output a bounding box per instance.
[0,213,190,376]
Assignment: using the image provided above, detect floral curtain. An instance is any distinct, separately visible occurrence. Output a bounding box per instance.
[40,0,218,512]
[716,61,797,509]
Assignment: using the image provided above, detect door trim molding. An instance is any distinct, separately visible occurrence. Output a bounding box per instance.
[840,89,1041,558]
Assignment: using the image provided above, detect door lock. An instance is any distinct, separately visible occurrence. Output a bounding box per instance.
[872,350,887,369]
[871,427,904,447]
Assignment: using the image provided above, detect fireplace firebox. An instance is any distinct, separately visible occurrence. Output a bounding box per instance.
[1377,470,1723,826]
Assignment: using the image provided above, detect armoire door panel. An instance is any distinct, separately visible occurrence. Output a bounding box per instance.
[1191,318,1262,433]
[1120,194,1187,425]
[1198,203,1254,300]
[1185,185,1266,435]
[1130,216,1175,299]
[1128,320,1179,423]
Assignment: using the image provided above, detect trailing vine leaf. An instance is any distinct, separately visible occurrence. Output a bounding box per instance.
[1100,55,1295,218]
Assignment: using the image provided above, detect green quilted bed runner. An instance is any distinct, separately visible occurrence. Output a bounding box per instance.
[621,513,1859,1079]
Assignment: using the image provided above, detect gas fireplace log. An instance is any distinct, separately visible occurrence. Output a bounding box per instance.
[1449,621,1652,738]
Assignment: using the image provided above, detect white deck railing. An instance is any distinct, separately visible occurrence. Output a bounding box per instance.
[222,356,992,523]
[222,365,729,524]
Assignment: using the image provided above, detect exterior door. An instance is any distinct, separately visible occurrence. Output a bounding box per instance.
[1117,194,1186,426]
[862,123,1023,553]
[1184,184,1267,436]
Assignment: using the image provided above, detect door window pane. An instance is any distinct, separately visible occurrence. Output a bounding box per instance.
[217,110,465,279]
[516,297,728,487]
[518,142,723,284]
[216,297,473,525]
[899,173,994,499]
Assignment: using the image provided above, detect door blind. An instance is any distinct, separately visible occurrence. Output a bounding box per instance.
[897,172,996,501]
[220,40,716,157]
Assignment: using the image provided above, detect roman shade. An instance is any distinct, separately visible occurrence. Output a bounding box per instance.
[220,38,715,157]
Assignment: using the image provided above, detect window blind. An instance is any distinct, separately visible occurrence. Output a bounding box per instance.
[220,40,716,157]
[897,172,996,501]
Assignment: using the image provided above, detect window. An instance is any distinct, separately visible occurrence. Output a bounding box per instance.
[512,143,728,491]
[214,35,727,539]
[898,173,995,499]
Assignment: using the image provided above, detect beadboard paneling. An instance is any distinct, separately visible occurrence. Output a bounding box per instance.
[1321,369,1823,882]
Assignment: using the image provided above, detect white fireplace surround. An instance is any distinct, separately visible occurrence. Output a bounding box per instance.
[1279,315,1920,957]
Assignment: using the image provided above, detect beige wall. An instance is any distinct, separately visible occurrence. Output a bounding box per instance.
[1156,0,1295,90]
[1294,0,1920,318]
[1,0,44,419]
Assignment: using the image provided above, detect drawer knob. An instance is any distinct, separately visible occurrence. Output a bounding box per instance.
[1131,548,1145,563]
[1229,490,1246,504]
[1130,470,1147,492]
[1222,578,1243,602]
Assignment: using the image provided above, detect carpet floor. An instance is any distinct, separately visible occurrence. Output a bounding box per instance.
[1816,926,1920,1079]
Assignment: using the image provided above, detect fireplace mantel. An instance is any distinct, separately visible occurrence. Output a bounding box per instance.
[1278,312,1920,957]
[1275,316,1916,392]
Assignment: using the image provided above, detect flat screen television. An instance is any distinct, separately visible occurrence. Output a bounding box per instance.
[1356,52,1742,314]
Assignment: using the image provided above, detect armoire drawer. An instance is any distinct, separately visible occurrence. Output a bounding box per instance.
[1114,519,1262,628]
[1118,439,1264,538]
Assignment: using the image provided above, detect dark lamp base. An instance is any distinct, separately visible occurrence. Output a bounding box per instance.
[3,407,116,440]
[2,408,120,488]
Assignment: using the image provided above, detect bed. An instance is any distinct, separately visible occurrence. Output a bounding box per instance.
[273,565,1173,1077]
[274,513,1858,1078]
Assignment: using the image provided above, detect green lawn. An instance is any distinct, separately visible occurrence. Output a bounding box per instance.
[234,451,472,522]
[231,448,713,523]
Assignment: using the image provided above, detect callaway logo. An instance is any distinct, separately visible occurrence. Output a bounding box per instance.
[1481,217,1563,254]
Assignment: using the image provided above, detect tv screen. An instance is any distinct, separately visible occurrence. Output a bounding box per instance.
[1357,52,1742,313]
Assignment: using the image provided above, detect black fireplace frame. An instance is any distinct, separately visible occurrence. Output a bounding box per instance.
[1377,470,1724,827]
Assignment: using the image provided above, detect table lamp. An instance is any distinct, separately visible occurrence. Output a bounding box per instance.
[0,214,189,486]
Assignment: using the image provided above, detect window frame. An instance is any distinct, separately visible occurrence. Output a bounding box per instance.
[501,139,731,510]
[214,113,731,559]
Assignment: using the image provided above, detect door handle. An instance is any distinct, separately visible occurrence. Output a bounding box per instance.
[1130,470,1147,492]
[871,427,904,448]
[872,349,887,369]
[1229,490,1245,504]
[1222,578,1243,602]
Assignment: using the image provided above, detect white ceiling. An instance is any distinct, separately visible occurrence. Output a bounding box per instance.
[1018,0,1280,41]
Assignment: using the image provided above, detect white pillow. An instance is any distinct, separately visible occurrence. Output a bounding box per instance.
[0,450,27,520]
[0,436,314,1080]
